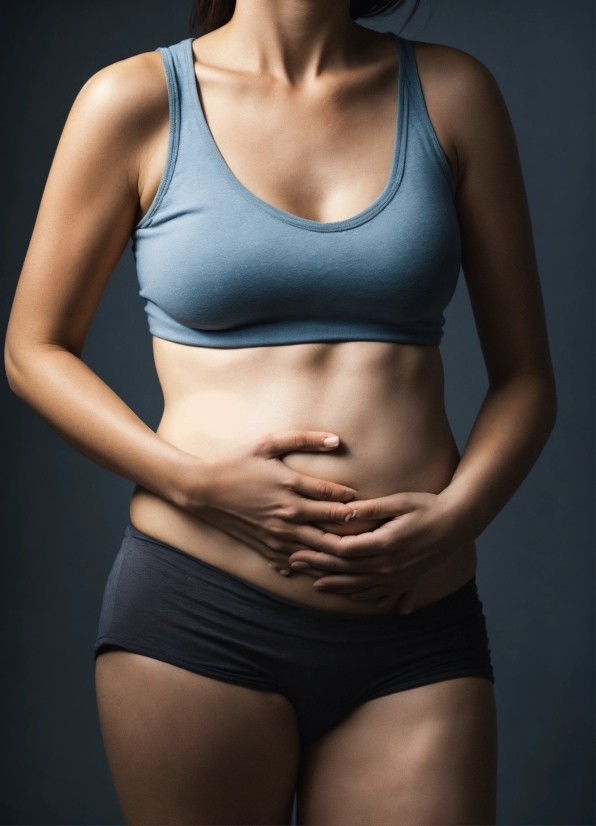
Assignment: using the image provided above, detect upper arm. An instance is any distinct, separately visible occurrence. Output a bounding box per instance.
[416,42,553,385]
[5,50,168,359]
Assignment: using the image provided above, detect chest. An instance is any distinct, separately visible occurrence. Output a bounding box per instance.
[192,67,399,224]
[132,34,462,348]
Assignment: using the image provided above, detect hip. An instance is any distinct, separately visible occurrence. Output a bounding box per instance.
[95,523,492,745]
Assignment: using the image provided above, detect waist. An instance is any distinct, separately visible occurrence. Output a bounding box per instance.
[130,338,476,613]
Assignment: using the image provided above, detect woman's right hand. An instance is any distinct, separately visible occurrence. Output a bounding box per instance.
[176,430,357,574]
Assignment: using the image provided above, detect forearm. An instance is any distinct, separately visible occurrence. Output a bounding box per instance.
[5,343,204,507]
[440,372,557,540]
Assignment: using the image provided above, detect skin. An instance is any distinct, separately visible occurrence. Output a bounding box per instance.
[5,0,556,822]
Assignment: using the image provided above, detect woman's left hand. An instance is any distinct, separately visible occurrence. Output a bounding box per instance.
[289,491,466,611]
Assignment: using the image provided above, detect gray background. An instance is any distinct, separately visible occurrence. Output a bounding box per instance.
[1,0,593,823]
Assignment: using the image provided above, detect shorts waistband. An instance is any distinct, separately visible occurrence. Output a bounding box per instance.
[124,523,480,628]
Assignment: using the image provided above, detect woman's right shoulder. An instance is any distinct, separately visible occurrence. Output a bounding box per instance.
[65,50,170,155]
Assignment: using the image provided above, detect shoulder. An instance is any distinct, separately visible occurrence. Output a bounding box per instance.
[410,40,502,106]
[64,50,169,153]
[409,40,514,178]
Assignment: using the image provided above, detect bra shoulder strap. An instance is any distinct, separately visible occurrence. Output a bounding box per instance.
[394,34,456,193]
[155,37,198,132]
[394,34,434,130]
[133,38,203,231]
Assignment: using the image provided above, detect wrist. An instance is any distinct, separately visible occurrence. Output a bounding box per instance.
[161,451,214,512]
[436,483,484,544]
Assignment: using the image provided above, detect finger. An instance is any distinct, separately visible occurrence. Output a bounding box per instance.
[292,566,329,578]
[312,574,378,593]
[218,517,330,567]
[349,493,417,522]
[290,472,357,503]
[288,552,349,573]
[224,527,289,569]
[225,528,290,571]
[293,524,372,556]
[286,523,394,560]
[292,499,356,524]
[288,549,384,573]
[396,589,418,615]
[291,524,394,558]
[347,585,394,602]
[287,558,318,573]
[377,595,401,611]
[199,510,265,551]
[255,430,345,459]
[232,516,310,555]
[245,537,295,574]
[376,594,401,614]
[200,511,294,573]
[331,525,397,558]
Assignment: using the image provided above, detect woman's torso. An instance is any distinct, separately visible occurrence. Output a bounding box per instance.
[128,26,477,614]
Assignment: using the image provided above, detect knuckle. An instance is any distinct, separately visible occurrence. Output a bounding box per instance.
[254,434,272,455]
[291,431,308,450]
[265,518,285,536]
[278,505,298,522]
[282,473,299,490]
[316,483,333,500]
[329,505,348,521]
[267,538,284,552]
[378,535,393,552]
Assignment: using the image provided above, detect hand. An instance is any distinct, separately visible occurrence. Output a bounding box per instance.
[287,491,465,611]
[182,430,357,573]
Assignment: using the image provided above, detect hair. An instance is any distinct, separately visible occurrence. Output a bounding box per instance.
[189,0,421,36]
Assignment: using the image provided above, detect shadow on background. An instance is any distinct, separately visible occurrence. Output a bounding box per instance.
[0,1,593,823]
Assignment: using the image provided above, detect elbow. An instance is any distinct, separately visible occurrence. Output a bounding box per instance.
[543,375,558,437]
[490,366,557,442]
[4,341,24,398]
[5,336,76,403]
[4,338,36,400]
[532,369,557,444]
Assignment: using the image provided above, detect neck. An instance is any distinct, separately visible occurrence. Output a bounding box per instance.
[214,0,365,82]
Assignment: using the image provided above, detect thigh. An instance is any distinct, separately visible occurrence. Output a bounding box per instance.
[297,677,497,826]
[95,650,300,825]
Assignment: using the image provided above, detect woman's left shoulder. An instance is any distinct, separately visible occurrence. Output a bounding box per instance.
[408,39,514,167]
[408,39,501,99]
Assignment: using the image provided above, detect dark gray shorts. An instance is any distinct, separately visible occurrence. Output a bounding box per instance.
[95,524,494,745]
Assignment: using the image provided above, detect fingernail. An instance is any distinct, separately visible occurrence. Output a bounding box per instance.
[344,510,357,521]
[323,436,339,447]
[279,569,290,576]
[290,561,309,570]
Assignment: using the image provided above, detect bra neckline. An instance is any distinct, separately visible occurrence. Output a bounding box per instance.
[184,32,408,233]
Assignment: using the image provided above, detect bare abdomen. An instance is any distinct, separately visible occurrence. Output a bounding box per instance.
[129,338,477,614]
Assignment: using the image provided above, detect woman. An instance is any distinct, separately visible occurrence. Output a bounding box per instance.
[5,0,556,822]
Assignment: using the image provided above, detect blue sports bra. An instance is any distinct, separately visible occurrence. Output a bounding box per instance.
[132,33,461,348]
